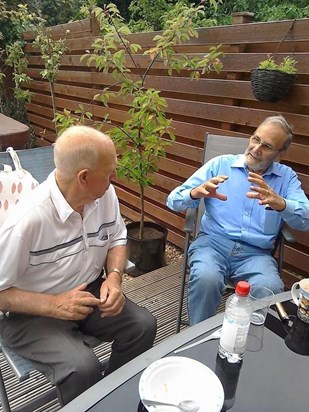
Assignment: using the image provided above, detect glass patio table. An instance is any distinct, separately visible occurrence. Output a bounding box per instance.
[60,291,308,412]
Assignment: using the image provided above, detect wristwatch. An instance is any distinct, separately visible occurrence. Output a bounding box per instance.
[108,268,123,283]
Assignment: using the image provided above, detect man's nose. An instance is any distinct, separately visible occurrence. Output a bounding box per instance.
[252,143,263,153]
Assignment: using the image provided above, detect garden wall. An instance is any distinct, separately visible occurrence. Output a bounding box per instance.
[23,13,309,286]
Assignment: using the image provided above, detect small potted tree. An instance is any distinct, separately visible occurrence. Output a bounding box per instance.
[56,1,223,275]
[250,56,298,102]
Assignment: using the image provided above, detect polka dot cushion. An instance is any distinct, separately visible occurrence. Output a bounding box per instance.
[0,148,39,226]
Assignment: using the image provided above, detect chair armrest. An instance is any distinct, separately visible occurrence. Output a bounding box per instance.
[184,208,197,233]
[0,341,33,382]
[125,260,135,274]
[280,225,296,244]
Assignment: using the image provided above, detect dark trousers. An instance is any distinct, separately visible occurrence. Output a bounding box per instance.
[0,278,157,405]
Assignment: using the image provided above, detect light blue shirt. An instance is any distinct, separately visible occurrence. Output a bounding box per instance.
[166,154,309,250]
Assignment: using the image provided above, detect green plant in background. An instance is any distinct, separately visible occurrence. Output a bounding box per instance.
[56,1,222,239]
[5,41,33,103]
[0,2,69,134]
[128,0,221,32]
[258,56,298,75]
[33,22,69,126]
[54,104,103,135]
[128,0,175,32]
[0,3,36,120]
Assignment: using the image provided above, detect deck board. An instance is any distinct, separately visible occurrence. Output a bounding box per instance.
[0,262,230,411]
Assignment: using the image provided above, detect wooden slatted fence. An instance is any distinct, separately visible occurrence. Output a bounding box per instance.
[22,13,309,285]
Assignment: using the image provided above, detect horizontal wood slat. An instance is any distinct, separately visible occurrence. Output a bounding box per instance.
[26,52,309,75]
[124,19,309,47]
[284,245,309,273]
[23,16,309,284]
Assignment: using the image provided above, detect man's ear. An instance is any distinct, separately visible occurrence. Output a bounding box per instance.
[276,150,287,163]
[77,169,89,185]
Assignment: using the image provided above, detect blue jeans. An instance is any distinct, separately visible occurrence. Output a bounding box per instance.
[187,233,284,325]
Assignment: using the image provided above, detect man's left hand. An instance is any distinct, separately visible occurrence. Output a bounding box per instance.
[98,276,125,317]
[246,172,286,211]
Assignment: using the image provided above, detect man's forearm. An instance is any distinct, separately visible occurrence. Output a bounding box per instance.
[167,186,199,211]
[0,287,55,317]
[106,245,127,282]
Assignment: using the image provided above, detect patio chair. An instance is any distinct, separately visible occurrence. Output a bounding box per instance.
[175,133,296,333]
[0,145,134,411]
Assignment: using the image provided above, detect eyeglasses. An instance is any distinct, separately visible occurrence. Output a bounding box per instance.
[250,135,283,153]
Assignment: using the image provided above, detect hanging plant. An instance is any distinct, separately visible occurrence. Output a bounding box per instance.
[251,56,298,103]
[250,19,298,103]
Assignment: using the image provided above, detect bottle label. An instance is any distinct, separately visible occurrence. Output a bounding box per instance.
[220,319,250,353]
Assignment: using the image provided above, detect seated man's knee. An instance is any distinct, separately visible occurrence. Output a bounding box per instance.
[262,277,284,294]
[72,349,102,381]
[134,307,157,342]
[190,265,223,290]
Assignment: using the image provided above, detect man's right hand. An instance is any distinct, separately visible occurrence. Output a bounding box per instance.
[51,283,101,320]
[190,175,229,200]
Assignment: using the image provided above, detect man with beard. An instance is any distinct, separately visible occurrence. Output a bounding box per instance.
[167,115,309,325]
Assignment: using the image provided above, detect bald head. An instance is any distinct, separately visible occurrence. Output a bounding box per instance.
[54,125,116,179]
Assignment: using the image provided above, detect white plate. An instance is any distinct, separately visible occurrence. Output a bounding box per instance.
[139,356,224,412]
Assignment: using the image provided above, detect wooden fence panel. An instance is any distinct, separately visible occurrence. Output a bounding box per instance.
[23,15,309,282]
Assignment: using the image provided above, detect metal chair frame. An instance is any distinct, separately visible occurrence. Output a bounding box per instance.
[176,133,295,333]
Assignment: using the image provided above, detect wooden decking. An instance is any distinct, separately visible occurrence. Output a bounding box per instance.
[0,262,229,412]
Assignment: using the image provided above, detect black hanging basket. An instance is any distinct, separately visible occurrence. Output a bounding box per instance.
[250,68,296,103]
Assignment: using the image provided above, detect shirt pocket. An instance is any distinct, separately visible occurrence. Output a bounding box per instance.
[88,226,112,248]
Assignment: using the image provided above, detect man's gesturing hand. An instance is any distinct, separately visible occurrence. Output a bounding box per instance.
[246,172,286,211]
[51,283,101,320]
[190,175,228,200]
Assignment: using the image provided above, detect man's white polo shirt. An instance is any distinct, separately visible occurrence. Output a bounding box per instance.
[0,171,127,294]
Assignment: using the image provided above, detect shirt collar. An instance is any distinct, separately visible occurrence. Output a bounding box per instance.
[231,154,283,177]
[47,171,98,222]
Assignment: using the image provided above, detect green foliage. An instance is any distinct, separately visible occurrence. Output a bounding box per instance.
[53,105,98,135]
[0,2,70,129]
[162,0,221,30]
[128,0,222,32]
[252,2,309,22]
[55,1,223,238]
[5,40,33,103]
[34,0,86,26]
[128,0,176,32]
[258,56,298,75]
[110,88,175,190]
[210,0,308,24]
[33,25,68,84]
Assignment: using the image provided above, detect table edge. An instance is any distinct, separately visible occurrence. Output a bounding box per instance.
[60,291,292,411]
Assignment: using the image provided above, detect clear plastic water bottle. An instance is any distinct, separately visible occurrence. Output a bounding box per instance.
[218,281,253,363]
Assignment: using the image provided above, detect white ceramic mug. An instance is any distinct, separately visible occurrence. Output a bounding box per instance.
[291,278,309,323]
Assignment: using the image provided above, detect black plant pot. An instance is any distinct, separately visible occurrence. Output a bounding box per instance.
[250,68,296,103]
[126,221,168,277]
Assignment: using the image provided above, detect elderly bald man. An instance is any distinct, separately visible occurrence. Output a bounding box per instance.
[0,126,157,405]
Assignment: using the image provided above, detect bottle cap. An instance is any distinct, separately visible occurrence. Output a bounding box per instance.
[235,281,250,296]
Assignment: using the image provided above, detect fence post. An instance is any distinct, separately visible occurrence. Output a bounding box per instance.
[90,12,100,36]
[231,12,255,25]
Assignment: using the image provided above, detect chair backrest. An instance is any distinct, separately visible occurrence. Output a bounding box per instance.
[193,133,249,237]
[0,145,55,184]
